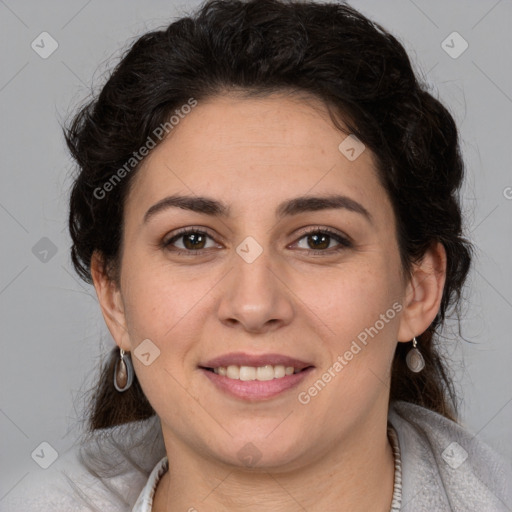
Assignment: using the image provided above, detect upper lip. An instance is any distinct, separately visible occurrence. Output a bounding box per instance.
[199,352,314,371]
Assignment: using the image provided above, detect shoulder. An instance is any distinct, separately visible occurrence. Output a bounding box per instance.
[388,400,512,512]
[2,415,166,512]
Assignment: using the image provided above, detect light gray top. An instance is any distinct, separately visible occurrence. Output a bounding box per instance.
[3,401,511,511]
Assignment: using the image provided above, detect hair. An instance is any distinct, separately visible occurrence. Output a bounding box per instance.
[65,0,472,433]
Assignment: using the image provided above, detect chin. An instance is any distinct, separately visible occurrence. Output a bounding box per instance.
[208,432,308,471]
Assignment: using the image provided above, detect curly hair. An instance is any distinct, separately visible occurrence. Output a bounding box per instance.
[65,0,472,430]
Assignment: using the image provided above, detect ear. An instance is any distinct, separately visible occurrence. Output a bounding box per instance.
[397,242,447,342]
[90,251,131,351]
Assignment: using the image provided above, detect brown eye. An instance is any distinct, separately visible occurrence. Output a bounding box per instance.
[304,232,331,250]
[181,232,207,250]
[294,228,352,253]
[163,229,217,253]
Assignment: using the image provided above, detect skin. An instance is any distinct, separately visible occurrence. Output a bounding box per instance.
[92,92,446,511]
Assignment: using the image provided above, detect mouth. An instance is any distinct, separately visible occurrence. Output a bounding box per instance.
[200,364,312,380]
[198,353,315,401]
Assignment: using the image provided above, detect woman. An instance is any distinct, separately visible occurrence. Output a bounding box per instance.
[6,0,511,511]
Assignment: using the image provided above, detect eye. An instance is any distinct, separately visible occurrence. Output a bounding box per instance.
[162,228,219,254]
[293,227,352,254]
[162,226,352,256]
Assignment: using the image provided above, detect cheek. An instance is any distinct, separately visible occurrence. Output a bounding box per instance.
[298,265,402,413]
[294,258,402,345]
[121,257,189,338]
[120,260,217,372]
[120,266,202,416]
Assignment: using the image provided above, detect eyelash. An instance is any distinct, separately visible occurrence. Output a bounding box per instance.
[162,226,352,256]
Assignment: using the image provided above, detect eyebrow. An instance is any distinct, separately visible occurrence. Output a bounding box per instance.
[143,193,372,224]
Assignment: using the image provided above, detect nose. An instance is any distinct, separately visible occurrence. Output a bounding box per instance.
[216,245,295,334]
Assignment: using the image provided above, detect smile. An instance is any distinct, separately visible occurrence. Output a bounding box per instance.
[199,365,314,401]
[207,364,301,380]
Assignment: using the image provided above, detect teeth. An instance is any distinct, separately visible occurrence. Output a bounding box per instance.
[239,366,256,381]
[226,365,240,379]
[274,365,285,379]
[212,364,299,380]
[257,365,275,381]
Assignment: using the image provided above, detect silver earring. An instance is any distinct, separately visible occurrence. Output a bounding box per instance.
[406,336,425,373]
[114,348,134,392]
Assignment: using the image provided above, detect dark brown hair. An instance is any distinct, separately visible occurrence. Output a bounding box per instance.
[65,0,472,430]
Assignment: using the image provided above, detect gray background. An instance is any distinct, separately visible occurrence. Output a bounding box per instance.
[1,0,511,501]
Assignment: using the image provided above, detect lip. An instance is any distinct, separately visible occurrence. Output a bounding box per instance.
[199,352,314,371]
[200,366,315,401]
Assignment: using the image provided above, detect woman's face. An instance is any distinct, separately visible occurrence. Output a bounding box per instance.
[108,93,412,469]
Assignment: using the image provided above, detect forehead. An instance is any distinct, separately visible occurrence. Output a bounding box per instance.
[125,93,389,223]
[158,92,358,162]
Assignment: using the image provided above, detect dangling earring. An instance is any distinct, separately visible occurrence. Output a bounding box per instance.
[114,348,134,392]
[406,336,425,373]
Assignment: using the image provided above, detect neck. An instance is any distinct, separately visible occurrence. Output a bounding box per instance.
[153,410,395,512]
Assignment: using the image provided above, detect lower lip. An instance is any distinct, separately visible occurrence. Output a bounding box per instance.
[199,367,314,401]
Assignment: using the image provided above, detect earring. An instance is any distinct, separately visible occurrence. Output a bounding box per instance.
[114,348,134,392]
[406,336,425,373]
